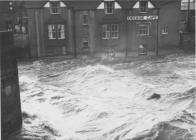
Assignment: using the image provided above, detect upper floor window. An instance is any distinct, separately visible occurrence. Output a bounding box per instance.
[136,22,150,36]
[82,14,88,25]
[140,1,148,12]
[104,1,114,14]
[133,1,154,12]
[50,2,61,14]
[48,24,65,40]
[161,26,168,34]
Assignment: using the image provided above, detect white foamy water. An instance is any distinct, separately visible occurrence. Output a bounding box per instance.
[13,54,195,140]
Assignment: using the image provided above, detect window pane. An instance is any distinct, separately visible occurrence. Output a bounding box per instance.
[102,32,106,38]
[82,37,89,51]
[57,24,65,39]
[82,15,88,25]
[52,25,56,38]
[105,2,114,14]
[161,26,168,34]
[6,21,12,31]
[48,25,56,39]
[111,24,119,39]
[136,22,150,36]
[61,25,65,39]
[102,24,119,39]
[115,32,118,37]
[102,24,110,39]
[82,40,88,48]
[106,31,110,38]
[140,1,147,12]
[107,24,111,38]
[50,2,60,14]
[57,25,61,38]
[102,24,107,31]
[83,42,88,48]
[111,24,115,30]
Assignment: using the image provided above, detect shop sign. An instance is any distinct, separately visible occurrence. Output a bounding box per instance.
[127,15,158,21]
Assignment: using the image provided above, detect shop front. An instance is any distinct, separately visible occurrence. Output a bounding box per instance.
[126,8,159,56]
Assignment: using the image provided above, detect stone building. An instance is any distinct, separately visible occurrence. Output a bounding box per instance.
[7,0,182,58]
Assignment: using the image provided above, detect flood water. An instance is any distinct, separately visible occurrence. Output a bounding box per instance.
[14,54,195,140]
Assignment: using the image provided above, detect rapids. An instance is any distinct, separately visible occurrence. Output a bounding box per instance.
[13,54,195,140]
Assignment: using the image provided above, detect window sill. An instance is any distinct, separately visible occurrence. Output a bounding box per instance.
[50,13,60,15]
[105,13,114,15]
[82,24,89,26]
[111,37,119,39]
[136,35,152,38]
[139,12,148,14]
[102,38,119,40]
[48,38,65,40]
[82,46,89,49]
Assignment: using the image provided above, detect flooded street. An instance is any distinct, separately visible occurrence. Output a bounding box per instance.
[15,54,195,140]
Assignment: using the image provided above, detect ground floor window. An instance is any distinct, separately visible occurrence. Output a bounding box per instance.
[82,38,89,51]
[161,26,168,34]
[13,16,28,34]
[102,24,119,39]
[111,24,119,39]
[48,24,65,40]
[57,24,65,39]
[136,22,151,36]
[6,20,13,31]
[83,41,89,48]
[48,25,56,39]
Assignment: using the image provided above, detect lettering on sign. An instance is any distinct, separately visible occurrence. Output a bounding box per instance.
[127,15,158,21]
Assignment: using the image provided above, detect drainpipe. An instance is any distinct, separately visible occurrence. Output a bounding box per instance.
[125,9,128,57]
[20,11,23,32]
[35,10,40,59]
[187,0,190,32]
[156,8,160,56]
[72,8,77,58]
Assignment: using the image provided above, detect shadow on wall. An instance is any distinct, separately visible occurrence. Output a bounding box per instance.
[180,32,195,53]
[1,31,22,139]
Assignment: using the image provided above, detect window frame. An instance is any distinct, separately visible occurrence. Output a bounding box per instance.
[104,1,114,14]
[82,37,89,51]
[50,1,61,14]
[140,1,148,13]
[57,24,65,39]
[102,24,119,39]
[136,22,151,36]
[48,24,56,40]
[48,24,65,40]
[161,26,168,34]
[82,41,89,48]
[111,24,119,39]
[82,14,88,26]
[102,24,111,39]
[6,20,13,31]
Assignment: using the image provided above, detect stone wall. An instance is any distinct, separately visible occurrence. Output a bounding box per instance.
[1,31,22,139]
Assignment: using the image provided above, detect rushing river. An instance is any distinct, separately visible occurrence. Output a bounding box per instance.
[14,54,195,140]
